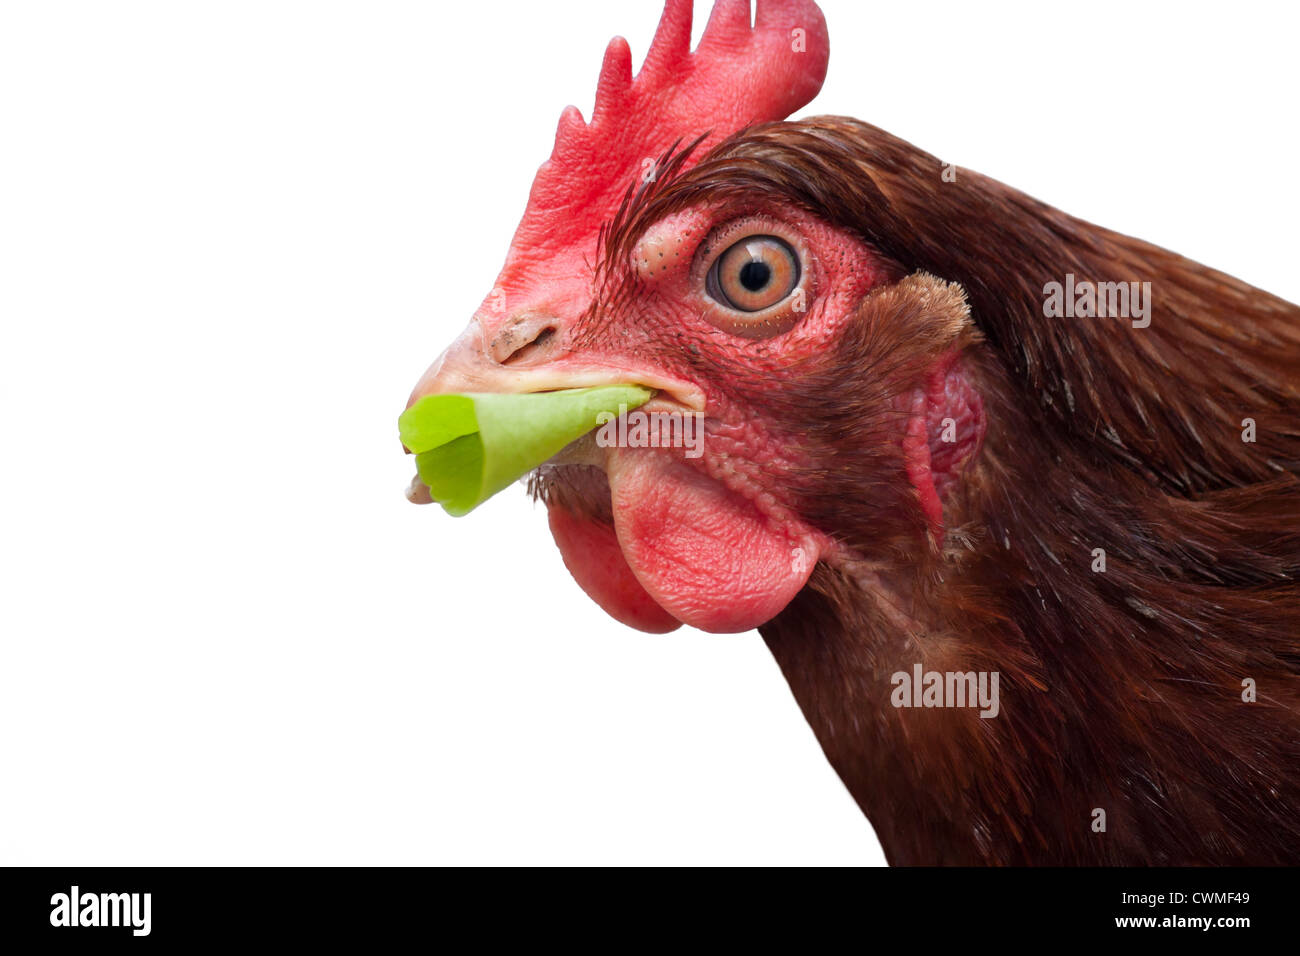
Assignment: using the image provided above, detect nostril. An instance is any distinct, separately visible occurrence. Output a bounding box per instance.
[500,324,558,366]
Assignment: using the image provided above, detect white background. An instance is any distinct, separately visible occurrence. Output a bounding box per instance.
[2,0,1296,865]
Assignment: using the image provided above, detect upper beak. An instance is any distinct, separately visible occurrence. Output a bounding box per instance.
[405,317,705,413]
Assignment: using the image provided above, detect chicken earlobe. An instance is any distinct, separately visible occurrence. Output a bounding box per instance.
[889,275,986,540]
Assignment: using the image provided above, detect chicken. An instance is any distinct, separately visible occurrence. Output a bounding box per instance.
[402,0,1300,864]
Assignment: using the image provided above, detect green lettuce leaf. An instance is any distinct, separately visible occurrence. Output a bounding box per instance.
[398,385,654,516]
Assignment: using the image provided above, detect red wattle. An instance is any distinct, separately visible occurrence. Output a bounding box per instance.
[606,449,818,633]
[547,505,681,634]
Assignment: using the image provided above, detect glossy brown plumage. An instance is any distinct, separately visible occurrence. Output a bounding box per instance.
[614,117,1300,864]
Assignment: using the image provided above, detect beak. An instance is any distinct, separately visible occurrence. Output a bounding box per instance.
[402,314,704,505]
[405,316,704,413]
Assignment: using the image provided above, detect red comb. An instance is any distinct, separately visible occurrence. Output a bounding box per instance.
[506,0,829,256]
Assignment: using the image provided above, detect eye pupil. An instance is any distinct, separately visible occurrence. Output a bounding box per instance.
[738,260,771,292]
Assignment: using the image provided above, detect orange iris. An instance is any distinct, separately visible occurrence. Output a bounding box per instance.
[710,235,799,313]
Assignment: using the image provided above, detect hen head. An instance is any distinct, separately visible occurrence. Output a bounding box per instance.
[404,0,985,635]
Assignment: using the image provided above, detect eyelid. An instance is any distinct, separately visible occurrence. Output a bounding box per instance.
[694,215,798,270]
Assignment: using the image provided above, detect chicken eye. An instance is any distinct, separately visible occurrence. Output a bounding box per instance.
[706,235,800,313]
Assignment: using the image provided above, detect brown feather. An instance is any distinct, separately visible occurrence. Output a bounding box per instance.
[604,117,1300,865]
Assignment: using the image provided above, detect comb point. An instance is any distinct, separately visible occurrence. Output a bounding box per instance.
[699,0,753,52]
[639,0,694,79]
[550,105,587,160]
[593,36,633,121]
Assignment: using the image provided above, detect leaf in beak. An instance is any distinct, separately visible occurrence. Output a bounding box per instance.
[398,385,654,516]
